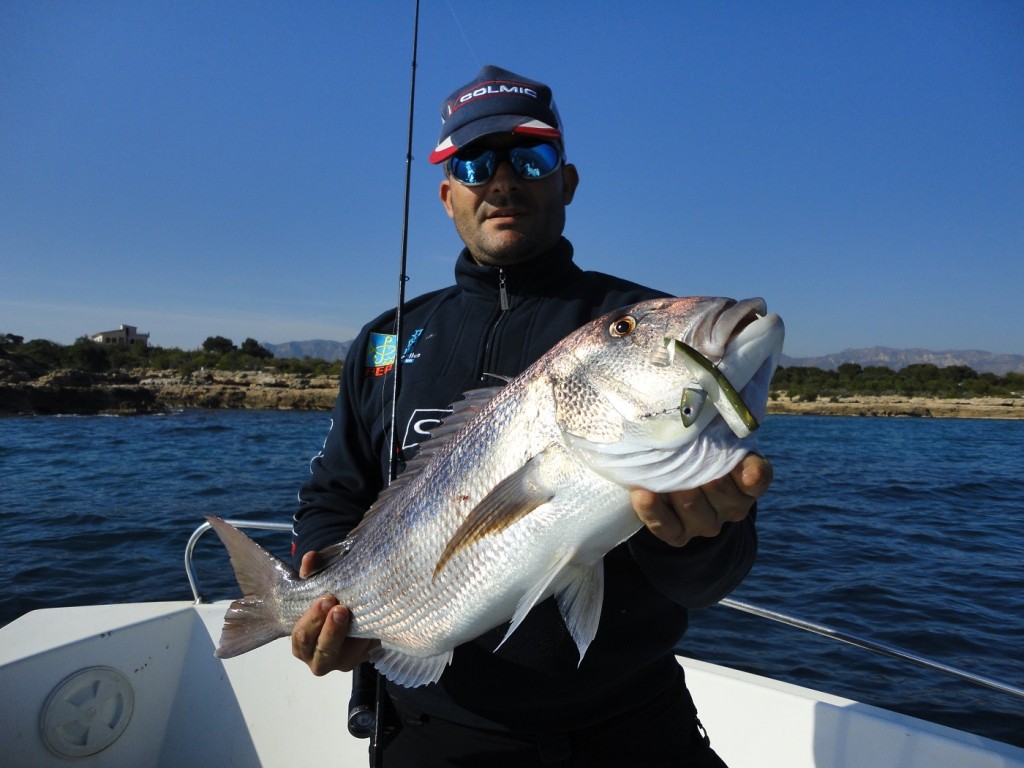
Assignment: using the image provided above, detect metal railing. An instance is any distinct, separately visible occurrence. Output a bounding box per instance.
[718,597,1024,700]
[187,520,1024,701]
[185,518,292,604]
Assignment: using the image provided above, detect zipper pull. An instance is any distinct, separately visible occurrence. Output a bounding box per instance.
[498,268,510,311]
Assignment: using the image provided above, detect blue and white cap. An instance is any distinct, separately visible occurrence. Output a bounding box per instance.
[428,65,563,165]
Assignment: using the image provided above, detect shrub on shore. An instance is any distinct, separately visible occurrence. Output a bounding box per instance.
[0,334,342,379]
[771,363,1023,400]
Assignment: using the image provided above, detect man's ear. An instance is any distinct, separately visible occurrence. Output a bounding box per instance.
[562,164,580,205]
[439,178,455,219]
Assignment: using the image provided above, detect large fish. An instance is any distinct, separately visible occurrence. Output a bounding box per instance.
[208,296,785,687]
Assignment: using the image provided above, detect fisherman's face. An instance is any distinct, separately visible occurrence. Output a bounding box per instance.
[439,135,579,267]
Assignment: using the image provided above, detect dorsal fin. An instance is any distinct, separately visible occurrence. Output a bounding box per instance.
[346,387,504,540]
[417,387,503,446]
[302,539,355,578]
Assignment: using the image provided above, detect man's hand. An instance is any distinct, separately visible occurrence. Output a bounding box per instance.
[291,551,378,676]
[630,453,772,547]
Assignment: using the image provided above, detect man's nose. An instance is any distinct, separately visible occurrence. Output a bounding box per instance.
[487,159,519,188]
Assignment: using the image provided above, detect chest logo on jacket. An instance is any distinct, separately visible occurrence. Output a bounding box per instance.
[402,408,452,451]
[365,329,427,377]
[400,328,425,364]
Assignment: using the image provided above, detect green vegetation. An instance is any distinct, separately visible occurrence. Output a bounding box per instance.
[4,333,1021,400]
[0,333,342,378]
[772,363,1024,401]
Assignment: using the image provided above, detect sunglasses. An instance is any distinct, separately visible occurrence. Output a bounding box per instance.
[446,141,563,186]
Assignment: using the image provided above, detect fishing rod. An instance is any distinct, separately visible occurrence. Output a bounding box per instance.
[385,3,419,485]
[348,2,422,767]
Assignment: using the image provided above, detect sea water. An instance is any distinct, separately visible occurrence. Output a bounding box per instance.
[1,410,1021,746]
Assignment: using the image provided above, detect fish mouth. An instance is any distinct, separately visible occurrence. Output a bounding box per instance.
[709,298,769,354]
[667,298,785,438]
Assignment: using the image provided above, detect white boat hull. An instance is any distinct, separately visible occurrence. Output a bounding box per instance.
[1,602,1021,767]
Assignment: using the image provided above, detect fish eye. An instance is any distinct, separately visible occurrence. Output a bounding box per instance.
[609,315,637,337]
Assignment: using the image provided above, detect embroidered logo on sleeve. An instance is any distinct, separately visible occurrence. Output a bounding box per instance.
[365,333,397,377]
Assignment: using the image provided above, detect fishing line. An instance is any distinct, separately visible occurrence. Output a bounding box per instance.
[444,0,481,68]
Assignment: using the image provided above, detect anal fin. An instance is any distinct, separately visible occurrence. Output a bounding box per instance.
[369,645,453,688]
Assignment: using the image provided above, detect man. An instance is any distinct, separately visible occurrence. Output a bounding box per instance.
[290,65,771,766]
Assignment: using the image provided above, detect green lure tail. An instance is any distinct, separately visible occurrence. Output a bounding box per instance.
[671,340,760,438]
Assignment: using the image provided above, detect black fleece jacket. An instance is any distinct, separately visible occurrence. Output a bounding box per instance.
[292,238,757,732]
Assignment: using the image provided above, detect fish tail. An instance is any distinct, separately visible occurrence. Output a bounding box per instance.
[205,515,296,659]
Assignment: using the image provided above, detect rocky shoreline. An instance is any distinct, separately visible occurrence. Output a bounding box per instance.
[767,393,1024,420]
[0,369,339,415]
[1,368,1022,419]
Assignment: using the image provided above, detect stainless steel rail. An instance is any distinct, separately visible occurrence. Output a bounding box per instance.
[185,518,292,604]
[185,520,1024,701]
[718,597,1024,700]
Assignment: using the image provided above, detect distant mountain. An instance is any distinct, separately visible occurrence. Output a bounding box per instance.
[780,347,1024,375]
[261,339,353,362]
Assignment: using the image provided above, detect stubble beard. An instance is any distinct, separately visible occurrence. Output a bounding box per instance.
[462,200,565,267]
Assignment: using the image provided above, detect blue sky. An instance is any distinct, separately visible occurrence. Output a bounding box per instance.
[2,1,1021,357]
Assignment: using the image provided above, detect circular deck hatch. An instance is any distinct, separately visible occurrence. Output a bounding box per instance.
[40,666,135,758]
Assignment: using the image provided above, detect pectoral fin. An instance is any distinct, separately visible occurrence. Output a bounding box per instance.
[495,552,606,665]
[496,548,574,650]
[433,453,555,579]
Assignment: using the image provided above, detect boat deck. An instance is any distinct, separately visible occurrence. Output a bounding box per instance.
[2,601,1021,767]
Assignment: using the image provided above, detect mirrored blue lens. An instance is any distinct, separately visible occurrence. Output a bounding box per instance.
[449,152,496,185]
[448,142,562,186]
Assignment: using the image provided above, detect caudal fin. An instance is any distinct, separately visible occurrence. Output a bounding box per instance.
[205,515,297,659]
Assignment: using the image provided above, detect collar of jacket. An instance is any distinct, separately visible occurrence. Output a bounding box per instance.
[453,237,582,300]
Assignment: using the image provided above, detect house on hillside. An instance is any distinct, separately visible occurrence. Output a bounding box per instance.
[91,324,150,347]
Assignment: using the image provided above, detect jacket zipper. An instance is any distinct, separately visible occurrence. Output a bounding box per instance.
[480,267,511,381]
[498,268,510,311]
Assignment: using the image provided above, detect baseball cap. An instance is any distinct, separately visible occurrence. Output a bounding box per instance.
[428,65,563,165]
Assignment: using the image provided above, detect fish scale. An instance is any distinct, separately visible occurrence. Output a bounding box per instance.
[207,296,785,687]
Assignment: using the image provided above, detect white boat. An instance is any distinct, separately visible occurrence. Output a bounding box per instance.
[2,521,1022,768]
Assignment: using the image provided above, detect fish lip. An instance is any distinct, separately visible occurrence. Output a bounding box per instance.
[666,298,769,363]
[718,309,786,427]
[712,298,768,356]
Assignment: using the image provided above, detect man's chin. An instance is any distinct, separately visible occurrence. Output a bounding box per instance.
[473,233,542,266]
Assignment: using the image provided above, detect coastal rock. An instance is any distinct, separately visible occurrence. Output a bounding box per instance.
[2,367,1021,419]
[0,368,337,416]
[0,369,161,416]
[0,356,47,384]
[767,394,1024,420]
